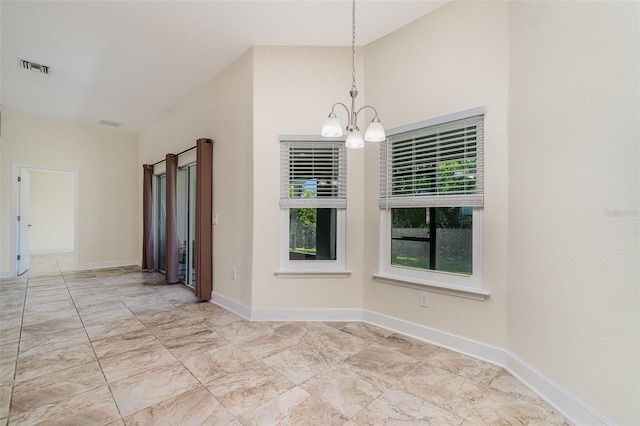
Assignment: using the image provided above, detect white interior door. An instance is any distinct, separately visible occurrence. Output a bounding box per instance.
[17,170,31,275]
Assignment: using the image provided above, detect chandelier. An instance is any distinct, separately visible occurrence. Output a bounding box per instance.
[321,0,385,149]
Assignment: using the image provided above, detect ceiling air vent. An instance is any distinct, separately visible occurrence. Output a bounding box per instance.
[98,120,122,128]
[19,59,50,74]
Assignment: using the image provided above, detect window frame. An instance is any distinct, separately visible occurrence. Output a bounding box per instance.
[277,136,349,276]
[278,208,347,275]
[379,206,484,290]
[376,108,488,299]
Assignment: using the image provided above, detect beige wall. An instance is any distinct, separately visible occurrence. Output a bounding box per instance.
[362,2,639,422]
[508,2,639,424]
[0,108,138,274]
[251,46,366,309]
[2,0,631,421]
[136,3,638,421]
[363,1,510,347]
[29,170,74,253]
[138,49,254,306]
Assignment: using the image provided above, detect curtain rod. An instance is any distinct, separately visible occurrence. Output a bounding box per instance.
[147,145,197,167]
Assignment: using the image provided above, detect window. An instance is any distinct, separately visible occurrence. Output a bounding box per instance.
[377,108,485,295]
[278,138,347,275]
[391,207,473,274]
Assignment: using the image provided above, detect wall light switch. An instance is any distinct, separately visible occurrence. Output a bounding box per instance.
[212,214,218,225]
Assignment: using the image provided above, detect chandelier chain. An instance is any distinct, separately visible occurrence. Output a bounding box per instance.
[351,0,356,89]
[321,0,385,147]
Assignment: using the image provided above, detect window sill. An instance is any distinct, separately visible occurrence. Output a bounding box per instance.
[275,270,351,278]
[372,273,489,301]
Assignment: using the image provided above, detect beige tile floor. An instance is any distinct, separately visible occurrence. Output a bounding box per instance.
[0,254,571,425]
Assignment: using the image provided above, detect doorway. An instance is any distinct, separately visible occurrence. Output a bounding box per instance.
[13,164,79,276]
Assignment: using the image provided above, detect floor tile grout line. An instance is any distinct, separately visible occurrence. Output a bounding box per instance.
[58,258,127,424]
[77,269,153,423]
[90,271,201,419]
[386,359,468,424]
[92,272,243,424]
[6,256,571,425]
[8,259,107,422]
[134,291,246,423]
[5,269,29,424]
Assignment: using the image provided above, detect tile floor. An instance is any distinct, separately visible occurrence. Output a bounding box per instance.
[0,254,571,425]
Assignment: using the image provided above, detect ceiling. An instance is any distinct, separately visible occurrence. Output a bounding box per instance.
[1,1,445,134]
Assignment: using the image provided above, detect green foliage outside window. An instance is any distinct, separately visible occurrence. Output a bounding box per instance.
[390,158,474,274]
[289,185,318,255]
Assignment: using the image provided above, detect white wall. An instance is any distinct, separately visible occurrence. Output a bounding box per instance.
[138,49,254,306]
[363,1,510,347]
[361,2,639,422]
[0,108,139,274]
[508,2,639,424]
[93,1,637,422]
[251,46,366,310]
[29,170,74,254]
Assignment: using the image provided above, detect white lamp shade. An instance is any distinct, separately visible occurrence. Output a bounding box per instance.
[345,130,364,149]
[364,121,386,142]
[321,116,343,137]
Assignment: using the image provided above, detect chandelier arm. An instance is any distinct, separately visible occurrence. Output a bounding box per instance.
[331,102,350,116]
[355,105,380,121]
[330,102,353,129]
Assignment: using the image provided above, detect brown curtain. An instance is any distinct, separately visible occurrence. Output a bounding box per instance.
[165,153,179,284]
[141,164,155,271]
[195,138,213,299]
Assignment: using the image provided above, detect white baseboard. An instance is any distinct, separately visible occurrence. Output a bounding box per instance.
[504,350,610,426]
[251,307,363,322]
[76,258,139,271]
[362,309,506,365]
[211,291,252,320]
[205,296,607,426]
[362,309,607,426]
[30,248,74,255]
[1,258,139,277]
[0,270,14,279]
[211,293,363,323]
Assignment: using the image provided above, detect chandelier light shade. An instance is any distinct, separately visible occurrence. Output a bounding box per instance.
[321,0,385,149]
[345,129,365,149]
[363,117,385,142]
[321,112,343,138]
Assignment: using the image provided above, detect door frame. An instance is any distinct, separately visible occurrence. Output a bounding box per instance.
[16,169,31,275]
[152,150,197,287]
[11,163,80,276]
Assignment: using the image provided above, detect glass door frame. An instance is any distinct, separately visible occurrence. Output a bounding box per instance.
[154,162,197,289]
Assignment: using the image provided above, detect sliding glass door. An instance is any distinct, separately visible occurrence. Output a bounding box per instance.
[157,175,167,272]
[156,163,197,287]
[176,165,197,287]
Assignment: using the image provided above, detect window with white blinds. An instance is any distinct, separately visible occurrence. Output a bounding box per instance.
[380,114,484,208]
[280,140,347,209]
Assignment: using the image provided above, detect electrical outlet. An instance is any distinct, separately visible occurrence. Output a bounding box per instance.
[231,268,237,281]
[419,292,429,308]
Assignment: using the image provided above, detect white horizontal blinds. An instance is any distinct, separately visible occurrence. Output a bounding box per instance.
[280,140,347,208]
[380,115,484,208]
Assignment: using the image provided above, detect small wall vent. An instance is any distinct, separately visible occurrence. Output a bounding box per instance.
[19,59,50,74]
